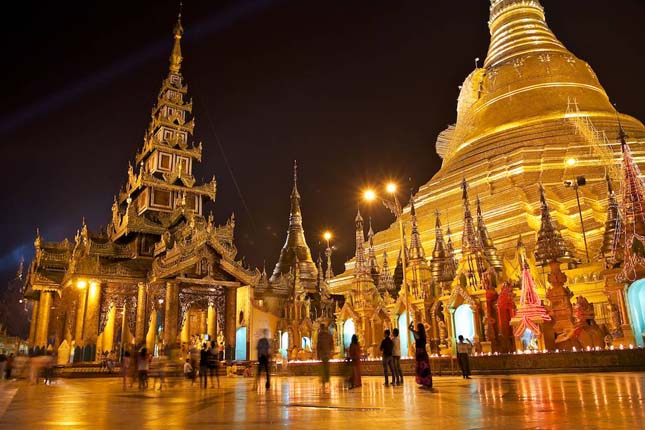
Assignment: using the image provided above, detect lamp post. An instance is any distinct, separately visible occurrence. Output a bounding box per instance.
[564,175,590,263]
[364,182,413,357]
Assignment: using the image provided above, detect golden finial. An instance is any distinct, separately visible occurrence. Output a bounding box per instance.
[169,3,184,74]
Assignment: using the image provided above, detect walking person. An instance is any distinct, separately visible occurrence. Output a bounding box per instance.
[409,321,433,389]
[199,343,209,389]
[317,324,333,391]
[0,353,7,381]
[379,329,395,386]
[208,341,220,388]
[256,329,271,390]
[137,348,150,390]
[5,353,14,380]
[457,335,472,379]
[348,334,362,389]
[392,328,403,385]
[121,351,131,391]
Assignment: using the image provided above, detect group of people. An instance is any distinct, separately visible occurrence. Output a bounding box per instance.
[0,353,15,381]
[182,341,220,389]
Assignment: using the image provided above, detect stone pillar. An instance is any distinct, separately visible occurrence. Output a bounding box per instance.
[29,300,39,346]
[146,309,157,352]
[74,288,87,345]
[34,291,52,348]
[164,281,179,346]
[83,282,101,344]
[224,287,237,360]
[103,305,116,354]
[135,282,147,344]
[200,309,208,336]
[207,304,217,340]
[180,312,190,344]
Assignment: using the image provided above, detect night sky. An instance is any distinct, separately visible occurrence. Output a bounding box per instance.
[2,0,645,291]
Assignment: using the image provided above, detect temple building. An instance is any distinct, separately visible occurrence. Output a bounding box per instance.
[251,163,338,361]
[330,0,645,352]
[24,15,260,362]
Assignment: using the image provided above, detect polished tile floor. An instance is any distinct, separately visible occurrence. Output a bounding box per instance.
[0,373,643,429]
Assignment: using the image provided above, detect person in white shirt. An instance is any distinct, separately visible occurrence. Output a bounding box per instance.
[184,359,195,385]
[456,335,472,379]
[392,328,403,385]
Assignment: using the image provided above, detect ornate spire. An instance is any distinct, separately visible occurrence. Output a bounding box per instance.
[476,196,503,271]
[534,184,569,266]
[487,0,566,68]
[324,241,334,281]
[378,250,395,294]
[600,175,623,267]
[445,222,458,277]
[169,5,184,74]
[616,129,645,281]
[461,179,482,253]
[270,162,318,291]
[354,208,366,276]
[408,197,426,261]
[512,260,551,338]
[367,218,380,280]
[430,210,455,283]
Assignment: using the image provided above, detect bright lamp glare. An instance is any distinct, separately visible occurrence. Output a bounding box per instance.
[76,280,87,289]
[323,232,332,241]
[364,190,376,201]
[386,183,397,194]
[566,157,577,166]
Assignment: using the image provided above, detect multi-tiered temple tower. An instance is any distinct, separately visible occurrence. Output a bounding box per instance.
[24,15,259,362]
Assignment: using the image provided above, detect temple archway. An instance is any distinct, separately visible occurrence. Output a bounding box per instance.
[343,319,355,350]
[280,331,289,359]
[397,312,410,357]
[455,304,475,343]
[235,326,247,360]
[628,280,645,347]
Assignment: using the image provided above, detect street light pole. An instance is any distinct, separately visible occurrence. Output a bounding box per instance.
[565,175,590,263]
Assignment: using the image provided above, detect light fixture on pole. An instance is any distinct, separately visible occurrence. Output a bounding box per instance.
[363,182,413,357]
[564,175,590,263]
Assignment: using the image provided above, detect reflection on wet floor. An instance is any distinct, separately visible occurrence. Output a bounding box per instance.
[0,373,643,429]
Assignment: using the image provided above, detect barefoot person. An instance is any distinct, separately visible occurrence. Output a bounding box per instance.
[409,321,432,389]
[348,334,362,388]
[317,324,333,391]
[256,329,271,389]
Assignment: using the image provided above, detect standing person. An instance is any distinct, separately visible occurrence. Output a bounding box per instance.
[208,341,220,388]
[316,324,333,391]
[43,353,55,385]
[409,321,432,389]
[348,334,362,389]
[379,329,395,386]
[0,353,7,381]
[5,353,14,380]
[457,335,472,379]
[121,351,131,391]
[137,348,150,390]
[392,328,403,385]
[256,329,271,390]
[199,343,209,389]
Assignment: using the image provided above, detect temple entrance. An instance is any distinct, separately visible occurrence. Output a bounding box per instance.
[280,332,289,359]
[235,327,247,360]
[455,304,475,343]
[397,313,409,357]
[628,280,645,347]
[343,319,355,351]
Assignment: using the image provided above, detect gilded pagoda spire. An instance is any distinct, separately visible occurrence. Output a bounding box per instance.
[461,179,482,253]
[534,184,570,266]
[445,222,458,277]
[324,241,334,281]
[378,250,395,294]
[269,161,318,291]
[476,195,503,271]
[169,7,184,74]
[367,218,380,282]
[408,197,426,261]
[487,0,566,68]
[354,208,367,276]
[600,175,623,267]
[430,209,454,284]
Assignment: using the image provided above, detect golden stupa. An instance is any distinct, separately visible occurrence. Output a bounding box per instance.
[331,0,645,294]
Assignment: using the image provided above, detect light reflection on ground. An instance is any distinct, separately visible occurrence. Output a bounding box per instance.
[0,373,643,429]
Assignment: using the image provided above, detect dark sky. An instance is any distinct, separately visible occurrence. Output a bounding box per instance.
[2,0,645,288]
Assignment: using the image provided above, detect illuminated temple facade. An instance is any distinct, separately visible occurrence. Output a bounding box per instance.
[330,0,645,353]
[24,17,260,361]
